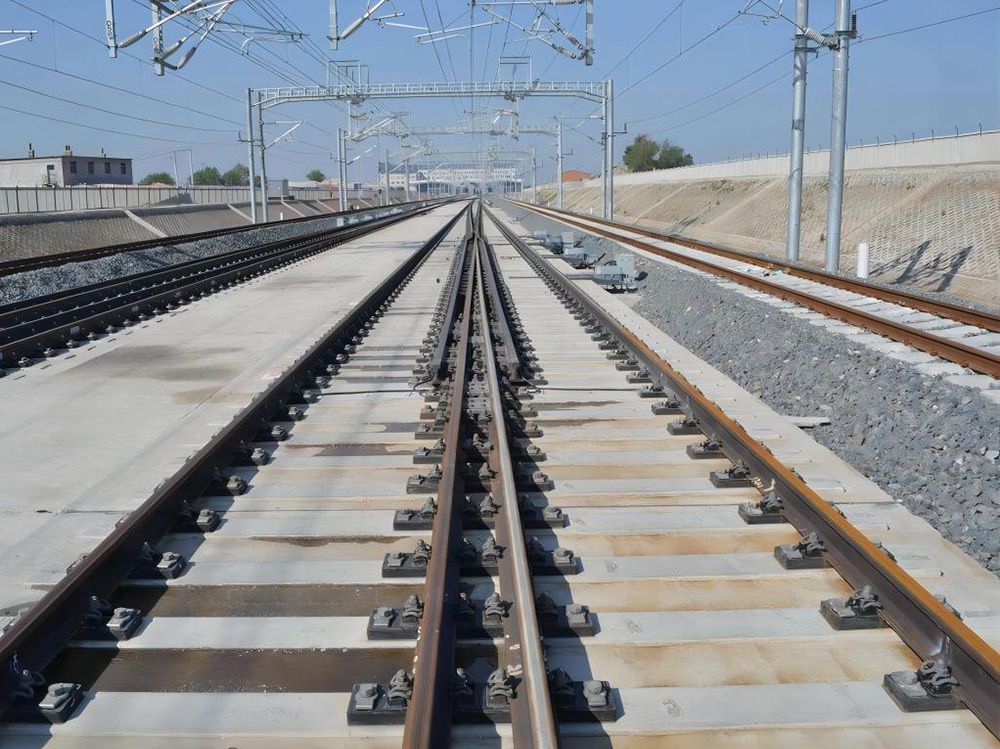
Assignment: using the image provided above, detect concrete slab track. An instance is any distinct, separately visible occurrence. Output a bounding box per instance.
[0,202,467,616]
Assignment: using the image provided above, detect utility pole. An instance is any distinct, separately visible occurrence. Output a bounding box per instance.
[104,0,117,57]
[404,153,411,203]
[602,78,614,220]
[531,145,537,205]
[384,149,391,205]
[170,151,179,189]
[257,93,269,222]
[337,127,347,211]
[246,88,258,223]
[150,2,164,76]
[824,0,855,272]
[556,120,564,210]
[785,0,809,262]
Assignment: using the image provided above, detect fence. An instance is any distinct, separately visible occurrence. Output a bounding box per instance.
[0,185,352,215]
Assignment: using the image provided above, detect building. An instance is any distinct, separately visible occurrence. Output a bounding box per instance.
[0,144,133,187]
[561,169,594,182]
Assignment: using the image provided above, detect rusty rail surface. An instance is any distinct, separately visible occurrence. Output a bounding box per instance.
[402,225,477,749]
[476,209,560,747]
[487,207,1000,740]
[511,201,1000,378]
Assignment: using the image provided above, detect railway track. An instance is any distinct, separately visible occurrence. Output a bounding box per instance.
[0,200,997,747]
[0,199,439,278]
[0,200,448,369]
[509,200,1000,378]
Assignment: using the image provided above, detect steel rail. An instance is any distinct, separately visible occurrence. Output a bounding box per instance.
[0,207,469,719]
[511,202,1000,377]
[476,217,560,748]
[0,205,444,366]
[0,198,451,278]
[402,231,477,749]
[423,210,473,382]
[479,209,523,383]
[512,200,1000,333]
[487,207,1000,740]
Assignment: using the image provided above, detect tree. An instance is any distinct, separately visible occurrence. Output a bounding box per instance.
[192,166,222,185]
[622,134,694,172]
[306,169,326,182]
[221,163,250,186]
[139,172,175,186]
[654,139,694,169]
[622,134,660,172]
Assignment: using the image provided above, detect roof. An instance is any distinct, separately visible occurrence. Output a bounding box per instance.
[561,169,594,182]
[0,154,132,163]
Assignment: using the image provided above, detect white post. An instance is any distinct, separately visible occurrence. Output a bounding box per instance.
[855,242,869,279]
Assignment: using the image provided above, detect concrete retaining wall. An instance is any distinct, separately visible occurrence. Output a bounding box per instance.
[0,185,359,215]
[558,130,1000,189]
[535,160,999,309]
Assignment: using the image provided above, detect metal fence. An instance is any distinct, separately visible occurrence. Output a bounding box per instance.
[0,185,351,215]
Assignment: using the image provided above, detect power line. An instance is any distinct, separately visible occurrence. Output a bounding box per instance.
[0,54,244,127]
[0,79,238,134]
[625,0,900,131]
[7,0,243,104]
[432,0,459,83]
[630,50,790,126]
[859,5,1000,43]
[601,1,685,80]
[617,9,744,100]
[649,68,799,138]
[0,101,230,145]
[644,3,997,140]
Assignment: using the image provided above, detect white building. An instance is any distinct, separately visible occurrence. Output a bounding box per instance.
[0,144,133,187]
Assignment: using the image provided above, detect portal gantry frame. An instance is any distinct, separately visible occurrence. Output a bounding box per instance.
[246,80,614,221]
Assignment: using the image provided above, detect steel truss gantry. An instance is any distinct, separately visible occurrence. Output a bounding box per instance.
[247,80,614,220]
[255,81,606,107]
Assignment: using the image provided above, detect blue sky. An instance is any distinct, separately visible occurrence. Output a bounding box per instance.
[0,0,996,184]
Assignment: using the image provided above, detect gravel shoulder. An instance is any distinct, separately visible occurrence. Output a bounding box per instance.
[512,206,1000,574]
[0,215,351,307]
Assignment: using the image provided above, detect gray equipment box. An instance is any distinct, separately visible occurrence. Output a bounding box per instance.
[593,254,638,292]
